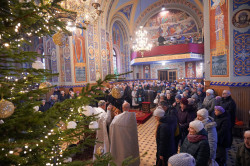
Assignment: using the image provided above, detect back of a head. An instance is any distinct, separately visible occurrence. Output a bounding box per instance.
[98,100,106,107]
[168,153,196,166]
[123,102,130,111]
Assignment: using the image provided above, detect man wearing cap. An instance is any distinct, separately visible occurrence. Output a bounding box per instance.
[202,89,215,117]
[180,120,210,166]
[109,102,140,166]
[214,106,231,166]
[236,130,250,166]
[154,107,177,166]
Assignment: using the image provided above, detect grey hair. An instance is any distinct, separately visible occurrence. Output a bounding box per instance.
[98,100,106,107]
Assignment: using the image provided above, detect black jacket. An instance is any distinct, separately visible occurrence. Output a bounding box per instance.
[180,129,210,166]
[214,111,231,148]
[220,96,236,127]
[156,115,177,161]
[39,102,50,112]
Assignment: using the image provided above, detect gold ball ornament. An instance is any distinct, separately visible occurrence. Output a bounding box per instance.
[111,86,124,99]
[52,31,64,46]
[0,99,15,119]
[39,82,52,89]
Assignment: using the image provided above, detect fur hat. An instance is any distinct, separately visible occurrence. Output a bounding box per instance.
[189,120,204,133]
[168,153,196,166]
[206,89,214,94]
[175,94,182,100]
[214,106,225,113]
[180,98,188,106]
[197,108,209,119]
[153,107,165,118]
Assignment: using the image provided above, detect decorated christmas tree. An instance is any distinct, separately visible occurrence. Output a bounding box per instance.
[0,0,125,165]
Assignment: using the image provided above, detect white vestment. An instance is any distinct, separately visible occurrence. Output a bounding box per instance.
[109,111,140,166]
[93,107,111,159]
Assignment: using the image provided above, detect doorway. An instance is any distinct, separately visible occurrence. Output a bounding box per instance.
[158,69,177,82]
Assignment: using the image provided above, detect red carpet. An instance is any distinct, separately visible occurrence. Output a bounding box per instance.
[129,110,153,124]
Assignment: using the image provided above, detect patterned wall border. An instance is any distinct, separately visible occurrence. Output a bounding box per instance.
[233,29,250,76]
[210,81,250,87]
[233,0,250,11]
[101,29,108,78]
[57,84,86,88]
[87,24,96,82]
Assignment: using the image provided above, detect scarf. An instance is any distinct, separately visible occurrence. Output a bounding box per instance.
[187,134,207,143]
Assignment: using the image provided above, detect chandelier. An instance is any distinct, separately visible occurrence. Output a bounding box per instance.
[59,0,103,30]
[132,26,152,57]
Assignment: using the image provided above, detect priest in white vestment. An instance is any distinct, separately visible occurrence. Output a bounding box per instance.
[93,100,112,158]
[109,102,140,166]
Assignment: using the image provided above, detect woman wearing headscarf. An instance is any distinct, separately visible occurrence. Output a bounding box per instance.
[180,120,210,166]
[154,107,177,166]
[202,89,215,117]
[196,108,218,165]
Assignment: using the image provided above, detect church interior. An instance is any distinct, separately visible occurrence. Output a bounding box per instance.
[0,0,249,166]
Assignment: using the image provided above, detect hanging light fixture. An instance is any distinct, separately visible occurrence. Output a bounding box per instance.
[132,0,152,57]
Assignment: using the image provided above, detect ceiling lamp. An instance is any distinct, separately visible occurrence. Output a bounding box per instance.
[132,26,152,57]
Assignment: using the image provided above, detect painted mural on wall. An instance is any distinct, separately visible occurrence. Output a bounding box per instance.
[119,4,133,21]
[232,9,250,28]
[233,0,250,11]
[94,22,101,80]
[150,62,185,79]
[59,36,72,83]
[112,22,123,52]
[210,0,229,76]
[87,24,96,82]
[101,29,108,78]
[196,61,204,78]
[185,62,196,78]
[144,9,198,42]
[44,36,58,83]
[72,29,87,83]
[233,29,250,76]
[143,65,150,79]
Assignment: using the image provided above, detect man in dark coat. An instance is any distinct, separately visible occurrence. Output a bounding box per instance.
[153,108,177,166]
[220,90,236,147]
[214,106,231,166]
[53,87,61,98]
[136,85,145,111]
[180,120,210,166]
[123,84,132,106]
[236,130,250,166]
[39,100,50,112]
[197,88,205,109]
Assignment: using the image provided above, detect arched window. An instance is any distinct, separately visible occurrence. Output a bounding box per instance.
[113,49,117,73]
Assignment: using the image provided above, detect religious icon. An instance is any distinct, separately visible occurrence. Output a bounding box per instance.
[232,9,250,28]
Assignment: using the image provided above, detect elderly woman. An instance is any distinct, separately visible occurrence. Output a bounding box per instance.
[168,153,196,166]
[180,120,210,166]
[196,108,217,165]
[202,89,215,117]
[154,107,177,166]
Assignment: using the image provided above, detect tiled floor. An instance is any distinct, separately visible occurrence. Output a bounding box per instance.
[137,115,243,166]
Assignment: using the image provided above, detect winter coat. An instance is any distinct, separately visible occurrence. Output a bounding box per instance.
[123,86,132,104]
[197,92,205,109]
[136,88,145,104]
[156,115,177,164]
[202,95,215,116]
[236,143,250,166]
[214,111,231,148]
[196,117,217,160]
[220,96,236,127]
[180,129,210,166]
[177,107,196,130]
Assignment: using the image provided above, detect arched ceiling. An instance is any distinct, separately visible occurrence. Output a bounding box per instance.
[105,0,204,37]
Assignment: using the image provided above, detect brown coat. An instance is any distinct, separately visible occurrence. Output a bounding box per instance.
[236,143,250,166]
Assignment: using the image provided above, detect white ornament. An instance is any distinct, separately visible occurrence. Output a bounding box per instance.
[32,61,44,69]
[67,121,77,129]
[64,157,72,163]
[0,120,4,124]
[33,106,39,112]
[79,106,94,116]
[89,121,98,130]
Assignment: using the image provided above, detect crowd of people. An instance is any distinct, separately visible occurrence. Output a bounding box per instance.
[41,80,249,166]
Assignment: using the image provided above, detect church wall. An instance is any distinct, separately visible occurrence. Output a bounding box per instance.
[229,1,250,82]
